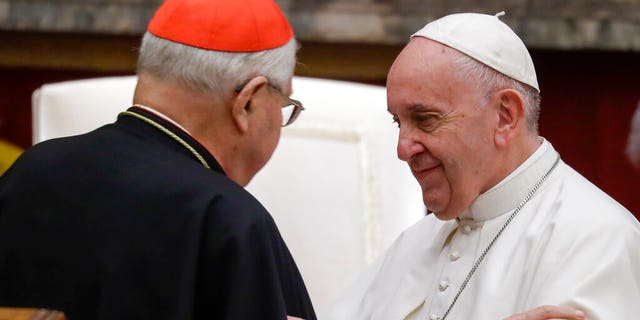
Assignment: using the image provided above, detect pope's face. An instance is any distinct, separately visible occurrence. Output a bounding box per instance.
[387,38,499,220]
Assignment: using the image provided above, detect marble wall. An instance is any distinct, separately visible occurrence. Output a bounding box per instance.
[1,0,639,50]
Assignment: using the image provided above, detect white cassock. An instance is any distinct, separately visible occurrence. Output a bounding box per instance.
[327,139,640,320]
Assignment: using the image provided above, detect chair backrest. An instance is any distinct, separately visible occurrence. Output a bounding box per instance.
[0,307,65,320]
[32,76,137,144]
[31,76,424,317]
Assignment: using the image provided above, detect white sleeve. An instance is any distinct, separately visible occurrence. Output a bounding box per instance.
[525,211,640,319]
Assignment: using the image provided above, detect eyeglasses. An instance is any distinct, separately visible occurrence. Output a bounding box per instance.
[264,84,305,127]
[279,96,304,127]
[235,80,305,127]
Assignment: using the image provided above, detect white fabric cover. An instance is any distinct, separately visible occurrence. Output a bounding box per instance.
[31,76,424,317]
[32,76,138,144]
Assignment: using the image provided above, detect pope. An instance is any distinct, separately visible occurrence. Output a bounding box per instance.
[328,11,640,320]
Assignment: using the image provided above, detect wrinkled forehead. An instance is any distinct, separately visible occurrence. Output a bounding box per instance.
[387,39,483,114]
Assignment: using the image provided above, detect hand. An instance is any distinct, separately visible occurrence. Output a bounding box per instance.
[505,305,585,320]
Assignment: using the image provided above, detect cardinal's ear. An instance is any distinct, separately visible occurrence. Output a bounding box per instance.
[231,76,268,133]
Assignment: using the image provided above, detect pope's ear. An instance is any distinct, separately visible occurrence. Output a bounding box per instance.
[494,88,526,148]
[231,76,268,133]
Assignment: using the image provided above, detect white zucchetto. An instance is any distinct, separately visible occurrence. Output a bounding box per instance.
[412,12,539,92]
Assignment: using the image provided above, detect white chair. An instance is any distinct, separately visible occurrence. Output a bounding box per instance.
[32,76,138,144]
[32,76,424,317]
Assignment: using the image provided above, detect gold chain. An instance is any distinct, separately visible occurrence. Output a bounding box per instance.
[119,111,211,169]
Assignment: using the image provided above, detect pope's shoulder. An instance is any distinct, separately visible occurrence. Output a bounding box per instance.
[542,161,640,234]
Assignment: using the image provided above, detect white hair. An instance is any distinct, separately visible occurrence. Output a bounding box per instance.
[453,52,541,133]
[626,101,640,168]
[137,32,297,97]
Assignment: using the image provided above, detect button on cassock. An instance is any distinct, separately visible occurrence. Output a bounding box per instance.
[438,280,450,291]
[429,314,440,320]
[449,251,460,261]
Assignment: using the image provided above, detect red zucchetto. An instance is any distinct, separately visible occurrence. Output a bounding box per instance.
[148,0,294,52]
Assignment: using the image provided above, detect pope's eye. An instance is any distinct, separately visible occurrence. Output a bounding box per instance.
[414,112,442,132]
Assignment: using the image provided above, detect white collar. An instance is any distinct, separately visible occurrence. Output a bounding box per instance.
[132,104,192,135]
[458,138,559,222]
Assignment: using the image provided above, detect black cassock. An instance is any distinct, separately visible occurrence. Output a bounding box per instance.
[0,107,316,320]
